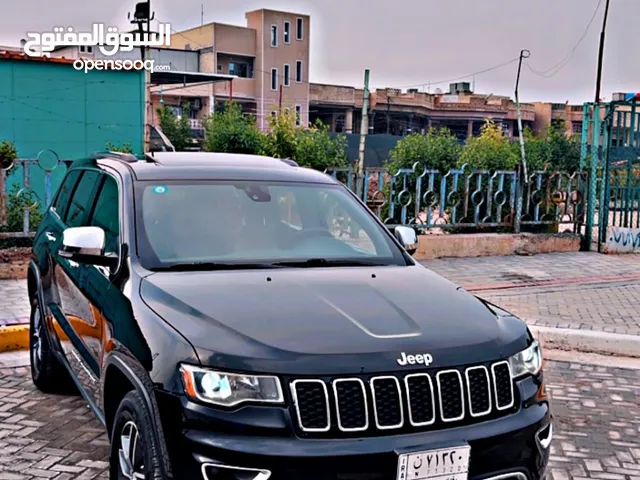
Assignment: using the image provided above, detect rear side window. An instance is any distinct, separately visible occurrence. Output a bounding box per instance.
[89,175,120,253]
[65,170,100,227]
[52,170,81,217]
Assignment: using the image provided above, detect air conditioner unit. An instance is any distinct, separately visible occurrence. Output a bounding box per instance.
[407,88,418,93]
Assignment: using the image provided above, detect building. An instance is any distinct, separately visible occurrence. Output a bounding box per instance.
[162,8,311,131]
[0,51,145,203]
[310,81,538,141]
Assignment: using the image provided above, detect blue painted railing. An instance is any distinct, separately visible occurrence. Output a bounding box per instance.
[326,163,588,233]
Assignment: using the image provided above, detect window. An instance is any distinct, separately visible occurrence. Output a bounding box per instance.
[283,21,290,43]
[270,25,278,47]
[271,68,278,91]
[283,64,290,87]
[295,105,302,126]
[89,175,120,254]
[135,181,406,269]
[79,45,93,53]
[295,60,303,83]
[296,18,303,40]
[53,170,81,216]
[65,170,100,227]
[229,62,249,78]
[572,122,583,134]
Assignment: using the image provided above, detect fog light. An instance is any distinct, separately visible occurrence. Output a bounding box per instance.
[201,463,271,480]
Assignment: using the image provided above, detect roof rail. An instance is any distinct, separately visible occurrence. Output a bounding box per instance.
[280,158,298,167]
[91,151,139,163]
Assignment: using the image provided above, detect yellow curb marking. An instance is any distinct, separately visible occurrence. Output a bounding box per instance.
[0,325,30,352]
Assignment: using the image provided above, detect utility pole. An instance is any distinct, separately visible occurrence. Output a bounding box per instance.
[594,0,611,103]
[130,0,154,153]
[356,69,370,199]
[515,49,530,182]
[514,49,530,235]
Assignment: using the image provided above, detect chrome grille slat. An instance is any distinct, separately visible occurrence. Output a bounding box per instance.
[290,360,514,435]
[332,378,368,432]
[436,369,465,422]
[404,373,436,426]
[465,365,492,417]
[370,376,404,430]
[290,379,330,432]
[492,361,515,410]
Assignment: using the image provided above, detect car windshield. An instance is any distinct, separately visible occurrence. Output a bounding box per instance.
[135,180,408,270]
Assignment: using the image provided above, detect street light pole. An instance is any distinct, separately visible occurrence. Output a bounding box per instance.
[594,0,611,103]
[515,49,530,182]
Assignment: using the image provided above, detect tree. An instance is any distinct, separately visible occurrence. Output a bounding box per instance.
[156,104,193,151]
[295,119,348,170]
[547,120,581,172]
[263,107,298,160]
[386,127,462,174]
[105,142,134,154]
[262,106,348,170]
[202,102,265,154]
[459,118,519,171]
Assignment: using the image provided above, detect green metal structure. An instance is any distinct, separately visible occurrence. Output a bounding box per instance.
[580,94,640,251]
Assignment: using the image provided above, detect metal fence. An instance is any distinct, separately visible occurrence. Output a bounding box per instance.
[1,154,588,240]
[326,164,588,234]
[0,153,71,239]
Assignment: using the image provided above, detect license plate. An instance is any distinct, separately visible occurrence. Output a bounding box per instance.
[396,445,471,480]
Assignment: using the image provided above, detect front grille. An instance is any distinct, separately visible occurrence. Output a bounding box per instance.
[289,360,515,436]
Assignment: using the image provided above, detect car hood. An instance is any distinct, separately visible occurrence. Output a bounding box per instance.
[140,265,531,375]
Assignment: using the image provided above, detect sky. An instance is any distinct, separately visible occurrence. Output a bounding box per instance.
[1,0,638,104]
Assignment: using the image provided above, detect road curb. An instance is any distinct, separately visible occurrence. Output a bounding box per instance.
[530,325,640,358]
[0,325,29,353]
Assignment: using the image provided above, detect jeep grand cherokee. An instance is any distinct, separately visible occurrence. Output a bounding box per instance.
[27,151,552,480]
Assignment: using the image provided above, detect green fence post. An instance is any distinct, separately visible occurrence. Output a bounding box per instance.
[580,102,590,170]
[598,104,612,251]
[585,103,600,251]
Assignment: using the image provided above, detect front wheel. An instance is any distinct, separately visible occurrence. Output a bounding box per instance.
[109,390,172,480]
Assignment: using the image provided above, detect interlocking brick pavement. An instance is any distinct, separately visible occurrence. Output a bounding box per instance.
[545,360,640,480]
[0,356,637,478]
[0,280,30,327]
[480,281,640,336]
[421,252,640,289]
[0,366,109,479]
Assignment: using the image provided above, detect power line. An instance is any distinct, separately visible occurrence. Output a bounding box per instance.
[526,0,603,79]
[395,57,520,90]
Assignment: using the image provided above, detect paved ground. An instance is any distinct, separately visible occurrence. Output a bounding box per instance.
[0,280,30,327]
[0,352,637,479]
[421,252,640,337]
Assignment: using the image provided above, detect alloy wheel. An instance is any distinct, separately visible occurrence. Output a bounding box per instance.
[31,307,42,375]
[118,421,145,479]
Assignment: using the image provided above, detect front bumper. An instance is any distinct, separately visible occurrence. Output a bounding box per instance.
[160,394,551,480]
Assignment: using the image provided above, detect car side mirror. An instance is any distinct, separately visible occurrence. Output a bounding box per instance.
[59,226,118,268]
[393,226,418,255]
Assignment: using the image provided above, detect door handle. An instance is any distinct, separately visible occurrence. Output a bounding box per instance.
[45,232,57,242]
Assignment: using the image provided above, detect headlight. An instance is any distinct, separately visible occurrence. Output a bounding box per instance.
[508,340,542,378]
[180,365,284,407]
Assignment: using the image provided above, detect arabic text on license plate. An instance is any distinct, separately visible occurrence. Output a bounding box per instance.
[396,445,470,480]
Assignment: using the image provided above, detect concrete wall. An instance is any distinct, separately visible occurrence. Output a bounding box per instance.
[604,227,640,254]
[0,57,144,210]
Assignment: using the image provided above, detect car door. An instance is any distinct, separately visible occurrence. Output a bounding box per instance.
[50,168,103,403]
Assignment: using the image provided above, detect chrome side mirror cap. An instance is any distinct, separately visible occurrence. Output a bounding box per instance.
[59,226,117,268]
[394,226,418,255]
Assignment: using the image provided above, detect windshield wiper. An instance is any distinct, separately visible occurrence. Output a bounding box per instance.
[151,262,283,272]
[272,258,388,268]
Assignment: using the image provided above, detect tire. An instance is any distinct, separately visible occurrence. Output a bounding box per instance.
[29,296,73,393]
[109,390,172,480]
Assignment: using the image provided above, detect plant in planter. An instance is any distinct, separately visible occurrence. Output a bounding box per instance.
[0,140,17,170]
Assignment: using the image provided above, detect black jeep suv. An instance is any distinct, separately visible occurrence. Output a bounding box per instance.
[27,151,552,480]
